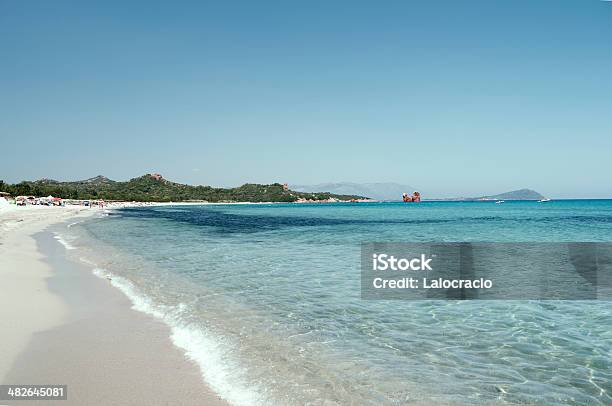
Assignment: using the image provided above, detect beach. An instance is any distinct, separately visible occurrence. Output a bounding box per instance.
[0,206,226,405]
[68,201,611,405]
[1,202,611,405]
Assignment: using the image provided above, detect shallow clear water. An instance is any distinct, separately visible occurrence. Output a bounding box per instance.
[65,201,612,405]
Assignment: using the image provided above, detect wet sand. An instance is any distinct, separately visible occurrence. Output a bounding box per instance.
[0,207,227,405]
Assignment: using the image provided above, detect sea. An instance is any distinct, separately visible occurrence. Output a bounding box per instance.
[59,200,612,405]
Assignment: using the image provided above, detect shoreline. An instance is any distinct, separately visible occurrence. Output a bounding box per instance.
[0,207,227,405]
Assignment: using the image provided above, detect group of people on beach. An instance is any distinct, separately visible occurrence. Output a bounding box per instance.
[402,191,421,202]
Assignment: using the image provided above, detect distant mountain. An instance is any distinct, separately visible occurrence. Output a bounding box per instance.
[478,189,546,200]
[81,175,115,185]
[441,189,546,201]
[0,174,366,203]
[35,175,115,185]
[292,182,416,201]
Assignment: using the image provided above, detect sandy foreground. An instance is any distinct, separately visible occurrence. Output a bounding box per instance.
[0,206,227,405]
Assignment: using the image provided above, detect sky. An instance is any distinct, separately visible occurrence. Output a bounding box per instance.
[1,0,611,198]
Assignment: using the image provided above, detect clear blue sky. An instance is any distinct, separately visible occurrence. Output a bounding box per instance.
[1,1,611,198]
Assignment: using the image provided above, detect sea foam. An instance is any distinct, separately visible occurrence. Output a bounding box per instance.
[53,233,76,250]
[91,268,269,406]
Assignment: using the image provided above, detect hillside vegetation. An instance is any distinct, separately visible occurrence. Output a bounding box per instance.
[0,174,366,203]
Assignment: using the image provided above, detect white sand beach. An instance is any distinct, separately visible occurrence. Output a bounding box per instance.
[0,206,227,405]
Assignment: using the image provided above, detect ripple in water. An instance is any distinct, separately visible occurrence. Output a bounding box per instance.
[64,201,612,405]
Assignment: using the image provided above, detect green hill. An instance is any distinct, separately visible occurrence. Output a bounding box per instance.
[0,174,367,203]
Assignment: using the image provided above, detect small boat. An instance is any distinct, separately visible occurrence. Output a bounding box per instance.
[538,198,551,202]
[495,200,505,204]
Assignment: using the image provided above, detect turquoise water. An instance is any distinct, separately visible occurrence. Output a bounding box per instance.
[66,201,612,405]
